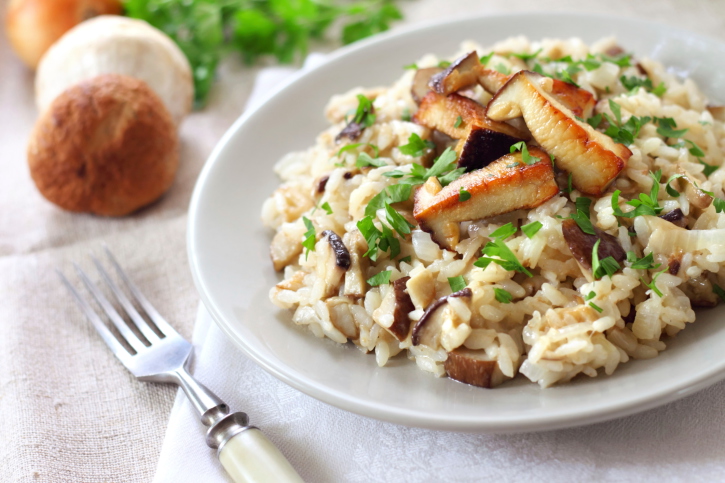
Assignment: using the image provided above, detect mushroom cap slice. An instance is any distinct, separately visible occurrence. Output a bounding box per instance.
[414,91,528,141]
[561,218,626,273]
[411,67,444,104]
[411,288,472,347]
[486,70,631,196]
[444,348,506,388]
[388,277,416,341]
[429,51,481,95]
[456,126,523,172]
[414,148,559,249]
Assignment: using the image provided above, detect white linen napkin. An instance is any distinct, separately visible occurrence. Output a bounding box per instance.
[153,56,725,483]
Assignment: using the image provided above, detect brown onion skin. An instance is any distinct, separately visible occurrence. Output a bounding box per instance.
[6,0,122,68]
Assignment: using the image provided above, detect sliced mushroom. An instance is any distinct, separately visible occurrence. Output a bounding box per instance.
[270,222,305,271]
[486,70,632,196]
[412,288,472,347]
[411,67,444,104]
[477,68,510,95]
[659,208,687,228]
[456,126,524,172]
[336,120,364,142]
[406,269,437,310]
[316,230,350,297]
[326,297,359,339]
[414,148,559,249]
[674,165,712,211]
[561,218,626,274]
[429,51,481,95]
[707,104,725,122]
[414,91,528,141]
[343,231,369,298]
[444,348,506,388]
[387,277,416,341]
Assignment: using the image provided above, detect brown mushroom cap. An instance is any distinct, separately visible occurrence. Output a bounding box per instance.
[28,74,178,216]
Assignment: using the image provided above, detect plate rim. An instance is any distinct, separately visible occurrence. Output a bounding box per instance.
[188,11,725,432]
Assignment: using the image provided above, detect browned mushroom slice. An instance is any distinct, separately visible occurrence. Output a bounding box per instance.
[707,104,725,122]
[387,276,416,341]
[429,51,481,95]
[411,67,444,104]
[316,230,351,297]
[411,288,472,347]
[414,148,559,249]
[477,68,510,94]
[414,91,528,141]
[486,70,631,196]
[456,126,524,172]
[444,348,506,388]
[561,218,626,273]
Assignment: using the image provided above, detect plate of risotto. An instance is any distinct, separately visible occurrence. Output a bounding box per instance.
[188,13,725,431]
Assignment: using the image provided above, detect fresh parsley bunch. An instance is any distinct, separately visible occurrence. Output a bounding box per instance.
[123,0,403,106]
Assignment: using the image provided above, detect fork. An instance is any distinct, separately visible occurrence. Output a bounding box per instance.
[58,247,304,483]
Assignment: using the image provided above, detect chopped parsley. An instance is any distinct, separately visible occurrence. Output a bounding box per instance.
[403,63,418,70]
[713,283,725,303]
[589,302,604,313]
[592,239,621,279]
[611,170,664,218]
[585,291,596,301]
[353,94,376,127]
[321,202,333,215]
[401,108,411,122]
[365,184,412,217]
[367,270,392,287]
[509,142,541,165]
[437,60,451,68]
[489,222,517,240]
[665,174,683,197]
[459,187,471,202]
[627,251,661,270]
[569,197,596,235]
[603,100,651,145]
[384,203,414,238]
[399,255,412,264]
[454,115,463,128]
[337,142,379,158]
[565,173,574,194]
[672,140,717,176]
[479,52,494,66]
[654,117,688,138]
[508,48,542,61]
[356,152,387,168]
[398,133,435,157]
[587,113,603,129]
[620,75,666,97]
[398,147,464,187]
[302,217,316,260]
[521,221,543,239]
[357,216,399,261]
[448,276,466,293]
[641,269,667,297]
[494,287,513,304]
[714,198,725,213]
[494,63,511,75]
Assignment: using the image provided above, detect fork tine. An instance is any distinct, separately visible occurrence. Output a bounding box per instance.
[91,255,160,344]
[103,246,178,337]
[57,269,133,362]
[74,263,147,353]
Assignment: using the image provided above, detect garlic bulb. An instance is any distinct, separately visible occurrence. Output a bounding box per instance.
[35,15,193,125]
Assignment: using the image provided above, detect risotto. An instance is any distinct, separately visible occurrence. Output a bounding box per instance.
[262,36,725,388]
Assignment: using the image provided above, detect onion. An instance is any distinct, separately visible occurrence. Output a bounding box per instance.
[644,215,725,254]
[5,0,122,68]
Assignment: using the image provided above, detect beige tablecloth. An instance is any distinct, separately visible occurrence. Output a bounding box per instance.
[2,1,725,481]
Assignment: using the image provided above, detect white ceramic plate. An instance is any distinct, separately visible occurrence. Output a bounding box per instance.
[188,13,725,432]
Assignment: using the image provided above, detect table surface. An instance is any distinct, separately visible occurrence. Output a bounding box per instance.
[2,1,725,481]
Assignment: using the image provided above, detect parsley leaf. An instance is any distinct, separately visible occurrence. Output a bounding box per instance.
[364,184,412,217]
[611,171,664,218]
[474,239,532,277]
[628,252,662,270]
[489,223,517,240]
[587,113,603,129]
[401,147,463,187]
[399,133,435,157]
[403,63,418,70]
[384,203,414,237]
[509,142,541,165]
[367,270,392,287]
[654,117,688,138]
[337,142,379,158]
[641,269,667,297]
[357,216,400,261]
[589,302,604,313]
[565,173,574,194]
[592,239,621,279]
[479,52,494,65]
[568,196,596,234]
[585,291,596,301]
[401,108,411,122]
[459,187,471,202]
[448,276,466,293]
[494,63,511,75]
[714,198,725,213]
[302,216,316,259]
[603,100,651,145]
[620,75,666,97]
[356,152,387,168]
[494,287,513,303]
[399,255,412,264]
[508,48,542,61]
[321,202,333,215]
[521,221,543,239]
[353,94,376,127]
[437,60,451,68]
[454,115,463,128]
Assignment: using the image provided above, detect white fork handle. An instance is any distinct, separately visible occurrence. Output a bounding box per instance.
[218,428,304,483]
